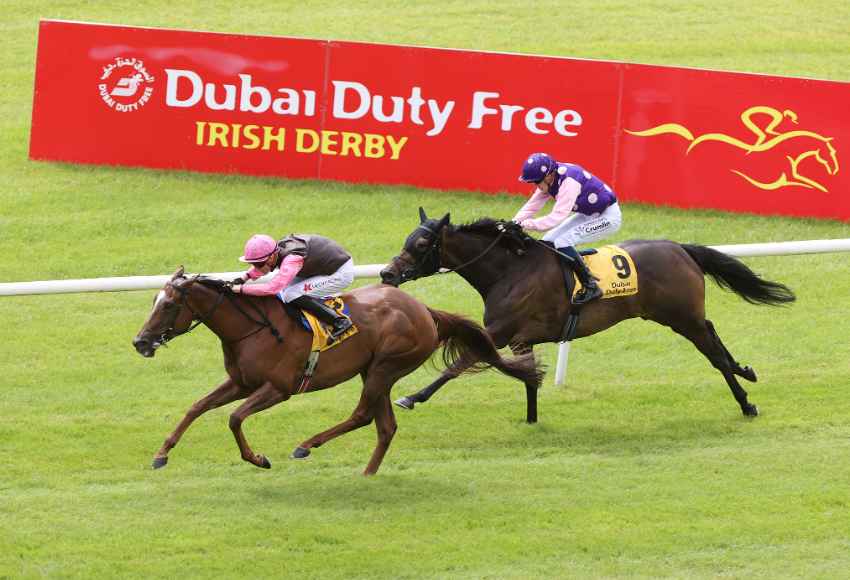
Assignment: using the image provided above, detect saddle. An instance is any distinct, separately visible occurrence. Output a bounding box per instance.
[539,242,639,341]
[291,297,358,395]
[295,297,358,352]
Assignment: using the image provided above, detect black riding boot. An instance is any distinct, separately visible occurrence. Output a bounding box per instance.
[558,245,602,305]
[291,295,353,341]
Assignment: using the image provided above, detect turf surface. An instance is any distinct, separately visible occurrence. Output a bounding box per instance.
[2,3,850,578]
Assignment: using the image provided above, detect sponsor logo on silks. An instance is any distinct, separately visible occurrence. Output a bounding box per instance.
[302,283,313,292]
[97,57,155,113]
[626,106,839,193]
[583,219,611,234]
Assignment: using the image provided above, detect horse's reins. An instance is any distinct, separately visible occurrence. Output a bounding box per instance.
[159,282,224,346]
[166,278,283,345]
[222,290,284,344]
[533,239,577,262]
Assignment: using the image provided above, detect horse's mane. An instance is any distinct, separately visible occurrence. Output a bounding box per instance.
[453,217,536,249]
[196,276,230,290]
[454,217,503,237]
[194,275,303,323]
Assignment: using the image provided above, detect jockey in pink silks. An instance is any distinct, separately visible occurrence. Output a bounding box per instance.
[231,233,355,340]
[513,152,623,305]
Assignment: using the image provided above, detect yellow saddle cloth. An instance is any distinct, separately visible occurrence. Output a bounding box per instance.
[573,245,639,299]
[300,297,359,352]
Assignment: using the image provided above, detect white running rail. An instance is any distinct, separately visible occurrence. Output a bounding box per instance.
[0,265,385,296]
[2,239,849,387]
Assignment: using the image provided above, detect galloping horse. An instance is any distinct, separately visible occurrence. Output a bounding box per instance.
[133,267,540,475]
[379,209,796,423]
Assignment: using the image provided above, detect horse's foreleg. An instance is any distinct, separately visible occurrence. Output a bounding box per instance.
[364,395,398,476]
[228,382,290,469]
[393,360,470,410]
[511,343,539,424]
[152,377,249,469]
[676,320,759,417]
[291,388,376,460]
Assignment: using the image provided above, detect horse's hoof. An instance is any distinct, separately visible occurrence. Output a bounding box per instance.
[741,366,758,382]
[394,397,415,410]
[743,404,759,417]
[257,455,272,469]
[152,456,168,469]
[291,447,311,460]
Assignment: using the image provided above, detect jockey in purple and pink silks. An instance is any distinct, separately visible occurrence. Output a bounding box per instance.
[231,233,355,340]
[513,152,623,305]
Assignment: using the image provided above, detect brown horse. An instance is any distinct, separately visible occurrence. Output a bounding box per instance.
[379,209,796,423]
[132,267,540,475]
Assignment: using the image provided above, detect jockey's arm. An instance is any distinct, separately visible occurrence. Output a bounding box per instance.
[240,255,305,296]
[243,266,266,280]
[512,188,550,223]
[520,177,581,231]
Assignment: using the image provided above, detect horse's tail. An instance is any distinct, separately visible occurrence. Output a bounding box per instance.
[681,244,796,306]
[427,308,544,386]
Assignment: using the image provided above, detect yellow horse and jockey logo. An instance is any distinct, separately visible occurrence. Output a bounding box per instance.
[626,106,840,193]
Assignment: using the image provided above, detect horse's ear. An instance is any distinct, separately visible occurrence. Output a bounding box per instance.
[171,266,185,279]
[437,212,451,229]
[418,207,428,223]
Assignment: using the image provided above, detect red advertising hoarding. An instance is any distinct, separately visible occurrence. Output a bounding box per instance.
[30,20,850,221]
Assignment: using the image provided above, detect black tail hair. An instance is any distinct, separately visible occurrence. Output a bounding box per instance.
[681,244,796,306]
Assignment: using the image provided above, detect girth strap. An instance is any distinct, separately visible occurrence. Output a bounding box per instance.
[539,241,582,343]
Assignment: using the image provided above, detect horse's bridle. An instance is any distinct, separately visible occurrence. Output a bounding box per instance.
[159,277,283,346]
[402,222,509,282]
[154,279,225,347]
[401,222,444,281]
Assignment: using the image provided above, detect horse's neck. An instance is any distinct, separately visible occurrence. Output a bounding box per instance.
[190,288,283,344]
[445,235,564,307]
[442,233,512,297]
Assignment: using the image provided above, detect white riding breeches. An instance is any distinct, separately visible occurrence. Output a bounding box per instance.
[278,258,355,303]
[542,203,623,247]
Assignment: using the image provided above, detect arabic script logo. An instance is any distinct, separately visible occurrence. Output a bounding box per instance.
[97,57,155,113]
[626,106,839,192]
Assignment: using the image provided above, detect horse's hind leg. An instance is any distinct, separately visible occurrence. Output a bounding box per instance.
[364,395,398,476]
[152,377,250,469]
[675,320,759,417]
[292,385,377,460]
[294,369,403,475]
[228,382,290,469]
[706,320,757,382]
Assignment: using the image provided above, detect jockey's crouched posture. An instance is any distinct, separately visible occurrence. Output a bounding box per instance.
[231,233,354,340]
[513,152,623,305]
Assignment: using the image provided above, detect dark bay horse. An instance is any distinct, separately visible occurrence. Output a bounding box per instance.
[379,209,796,423]
[133,267,540,475]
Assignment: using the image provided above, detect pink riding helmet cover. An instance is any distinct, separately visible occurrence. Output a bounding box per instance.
[239,234,277,262]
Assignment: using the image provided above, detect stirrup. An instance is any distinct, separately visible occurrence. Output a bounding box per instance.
[329,317,353,339]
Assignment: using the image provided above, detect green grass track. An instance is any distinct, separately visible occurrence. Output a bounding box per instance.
[2,3,850,578]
